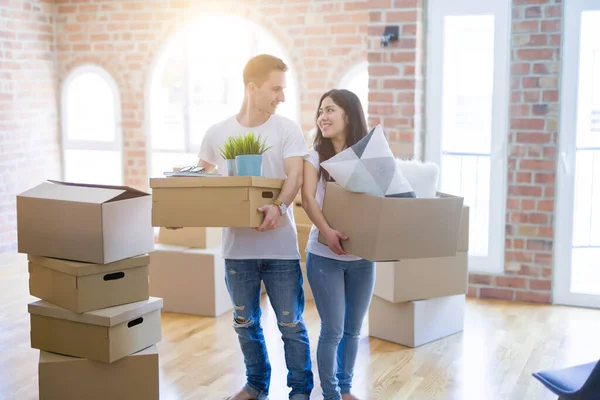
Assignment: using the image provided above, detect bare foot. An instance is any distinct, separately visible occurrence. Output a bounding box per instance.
[222,388,257,400]
[342,394,360,400]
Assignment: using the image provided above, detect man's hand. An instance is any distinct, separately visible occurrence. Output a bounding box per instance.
[255,204,280,232]
[323,228,348,255]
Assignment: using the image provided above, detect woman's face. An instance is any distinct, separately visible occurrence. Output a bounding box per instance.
[317,96,347,140]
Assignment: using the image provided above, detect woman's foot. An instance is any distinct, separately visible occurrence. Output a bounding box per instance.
[342,394,360,400]
[223,388,257,400]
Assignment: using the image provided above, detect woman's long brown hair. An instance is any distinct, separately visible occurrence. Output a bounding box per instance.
[313,89,369,181]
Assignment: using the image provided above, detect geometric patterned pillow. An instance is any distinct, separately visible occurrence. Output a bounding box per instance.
[320,124,416,198]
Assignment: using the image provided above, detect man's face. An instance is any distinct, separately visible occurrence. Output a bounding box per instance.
[250,70,286,115]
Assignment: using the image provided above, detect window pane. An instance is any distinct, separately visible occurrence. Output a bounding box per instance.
[150,34,186,151]
[150,152,198,179]
[577,11,600,149]
[340,65,369,123]
[63,149,122,185]
[442,15,495,155]
[66,72,117,142]
[441,154,490,257]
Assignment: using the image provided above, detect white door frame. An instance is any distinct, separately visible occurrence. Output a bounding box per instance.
[554,0,600,308]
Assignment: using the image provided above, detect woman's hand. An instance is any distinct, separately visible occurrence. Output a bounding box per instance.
[323,228,348,255]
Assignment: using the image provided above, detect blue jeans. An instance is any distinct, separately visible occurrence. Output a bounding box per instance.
[224,258,314,400]
[306,252,375,400]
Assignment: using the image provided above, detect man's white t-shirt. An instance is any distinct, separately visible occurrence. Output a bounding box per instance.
[198,114,309,260]
[304,148,362,262]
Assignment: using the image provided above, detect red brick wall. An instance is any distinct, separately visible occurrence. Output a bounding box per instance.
[0,0,61,253]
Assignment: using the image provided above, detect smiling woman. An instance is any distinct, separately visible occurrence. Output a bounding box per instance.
[146,14,299,179]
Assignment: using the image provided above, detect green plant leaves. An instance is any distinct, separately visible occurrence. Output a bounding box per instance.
[218,131,273,159]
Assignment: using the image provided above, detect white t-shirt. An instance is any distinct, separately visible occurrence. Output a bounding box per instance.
[198,114,309,260]
[304,148,361,262]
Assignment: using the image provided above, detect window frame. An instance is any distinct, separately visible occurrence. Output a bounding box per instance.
[425,0,511,274]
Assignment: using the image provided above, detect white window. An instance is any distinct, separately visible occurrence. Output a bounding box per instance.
[555,0,600,308]
[147,14,299,178]
[339,61,369,124]
[426,0,511,273]
[61,65,123,185]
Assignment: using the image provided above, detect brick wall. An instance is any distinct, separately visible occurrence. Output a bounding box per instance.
[0,0,61,253]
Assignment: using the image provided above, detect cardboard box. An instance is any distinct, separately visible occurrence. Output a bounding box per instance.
[29,297,163,363]
[17,180,154,264]
[38,345,159,400]
[301,262,313,301]
[149,244,232,317]
[318,182,464,262]
[368,294,465,348]
[458,206,470,252]
[149,176,285,228]
[297,224,311,262]
[293,203,311,226]
[158,226,222,248]
[374,251,468,303]
[28,254,150,313]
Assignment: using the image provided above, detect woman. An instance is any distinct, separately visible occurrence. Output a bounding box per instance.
[301,89,374,400]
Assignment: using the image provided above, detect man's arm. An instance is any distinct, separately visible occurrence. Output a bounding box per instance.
[255,156,303,232]
[197,159,216,173]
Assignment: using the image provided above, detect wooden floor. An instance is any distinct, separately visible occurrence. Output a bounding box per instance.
[1,252,599,400]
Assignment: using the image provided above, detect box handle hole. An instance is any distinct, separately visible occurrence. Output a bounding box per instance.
[104,272,125,281]
[127,317,143,328]
[262,191,274,199]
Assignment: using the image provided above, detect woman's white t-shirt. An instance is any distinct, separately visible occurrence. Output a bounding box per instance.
[304,148,361,262]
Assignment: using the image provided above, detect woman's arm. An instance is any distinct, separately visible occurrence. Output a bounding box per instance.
[301,161,348,255]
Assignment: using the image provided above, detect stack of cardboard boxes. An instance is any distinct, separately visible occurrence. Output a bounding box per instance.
[16,181,161,400]
[149,226,234,317]
[369,206,470,347]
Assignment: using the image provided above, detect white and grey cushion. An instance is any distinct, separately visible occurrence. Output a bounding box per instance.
[320,124,416,198]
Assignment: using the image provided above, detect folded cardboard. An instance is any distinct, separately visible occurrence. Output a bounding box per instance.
[318,182,464,262]
[17,180,154,264]
[149,176,285,228]
[374,252,468,303]
[149,244,232,317]
[38,345,159,400]
[29,297,163,363]
[458,205,470,252]
[28,254,150,313]
[368,294,465,348]
[297,224,311,262]
[158,226,222,248]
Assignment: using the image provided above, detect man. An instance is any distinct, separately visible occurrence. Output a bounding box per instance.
[196,54,313,400]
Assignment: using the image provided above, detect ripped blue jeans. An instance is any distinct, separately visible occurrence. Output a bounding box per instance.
[224,259,314,400]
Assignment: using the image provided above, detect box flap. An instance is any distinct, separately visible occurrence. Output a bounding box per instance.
[149,176,283,190]
[28,297,163,327]
[19,182,126,204]
[48,180,149,202]
[39,344,158,364]
[27,254,150,277]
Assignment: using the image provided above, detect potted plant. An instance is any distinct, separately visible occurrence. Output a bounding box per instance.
[218,137,239,176]
[234,132,272,176]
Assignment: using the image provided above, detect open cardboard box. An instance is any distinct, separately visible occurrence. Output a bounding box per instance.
[149,176,285,228]
[28,254,150,313]
[38,345,159,400]
[17,180,154,264]
[318,182,464,262]
[29,297,163,363]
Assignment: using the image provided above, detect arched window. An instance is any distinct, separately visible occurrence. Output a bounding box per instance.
[61,65,123,185]
[148,14,299,177]
[339,61,369,123]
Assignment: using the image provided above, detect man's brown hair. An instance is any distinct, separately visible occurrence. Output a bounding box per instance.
[243,54,288,87]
